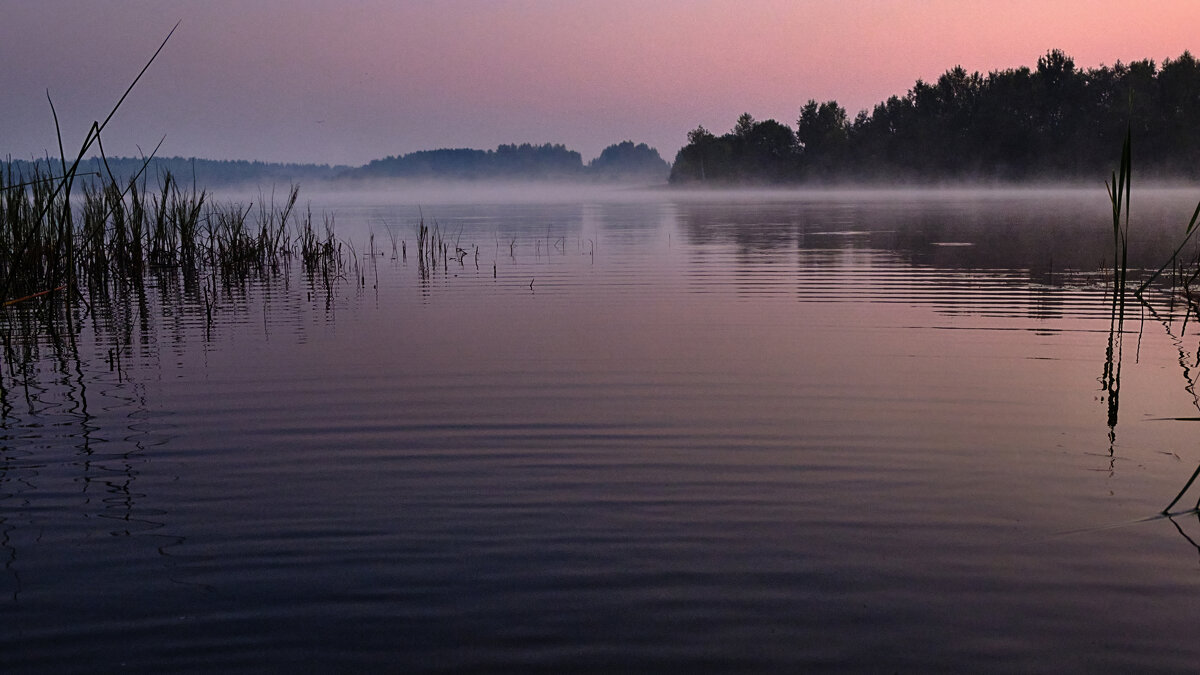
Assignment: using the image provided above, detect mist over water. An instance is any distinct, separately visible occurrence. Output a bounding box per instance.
[6,186,1200,672]
[240,182,1200,275]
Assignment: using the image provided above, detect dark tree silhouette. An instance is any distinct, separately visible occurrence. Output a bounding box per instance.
[671,116,796,183]
[588,141,670,181]
[670,49,1200,184]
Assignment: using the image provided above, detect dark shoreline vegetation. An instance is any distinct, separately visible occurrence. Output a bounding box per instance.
[2,140,672,189]
[672,49,1200,184]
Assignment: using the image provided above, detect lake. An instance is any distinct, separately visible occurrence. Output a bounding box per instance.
[6,186,1200,672]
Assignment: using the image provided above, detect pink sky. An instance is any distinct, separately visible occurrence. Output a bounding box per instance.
[3,0,1199,166]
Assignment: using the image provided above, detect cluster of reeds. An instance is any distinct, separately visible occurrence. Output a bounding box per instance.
[0,25,355,329]
[296,204,344,296]
[415,217,451,280]
[0,24,180,309]
[0,162,75,306]
[1,165,347,296]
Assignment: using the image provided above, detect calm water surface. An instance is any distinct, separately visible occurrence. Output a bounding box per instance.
[6,188,1200,672]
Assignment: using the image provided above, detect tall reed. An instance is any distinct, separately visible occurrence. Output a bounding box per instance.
[2,39,344,308]
[1105,126,1132,303]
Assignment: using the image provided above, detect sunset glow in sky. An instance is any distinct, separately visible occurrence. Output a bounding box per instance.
[4,0,1199,165]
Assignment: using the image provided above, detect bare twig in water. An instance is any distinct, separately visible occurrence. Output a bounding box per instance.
[1163,463,1200,514]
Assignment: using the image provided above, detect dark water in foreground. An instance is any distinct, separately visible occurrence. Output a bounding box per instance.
[7,188,1200,672]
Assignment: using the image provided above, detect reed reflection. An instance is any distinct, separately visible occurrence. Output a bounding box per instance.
[1099,287,1125,455]
[0,252,349,609]
[1167,513,1200,563]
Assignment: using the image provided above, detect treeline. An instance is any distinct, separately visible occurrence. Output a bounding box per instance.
[344,141,669,182]
[588,141,673,180]
[4,156,345,188]
[350,143,581,180]
[671,50,1200,183]
[4,141,670,187]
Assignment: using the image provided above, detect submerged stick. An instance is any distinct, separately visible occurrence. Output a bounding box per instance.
[3,285,67,307]
[1162,462,1200,514]
[1136,199,1200,296]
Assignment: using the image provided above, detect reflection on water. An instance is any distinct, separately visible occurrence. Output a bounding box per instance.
[7,189,1200,671]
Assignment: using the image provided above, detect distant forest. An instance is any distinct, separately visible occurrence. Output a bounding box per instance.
[344,141,669,182]
[671,50,1200,184]
[4,156,346,189]
[3,141,670,188]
